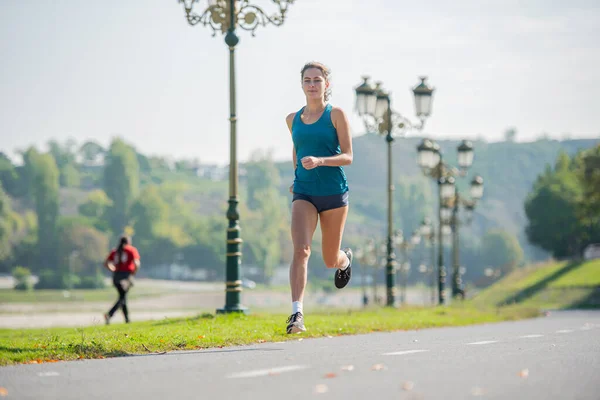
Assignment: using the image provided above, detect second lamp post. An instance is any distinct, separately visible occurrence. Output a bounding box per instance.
[354,76,434,307]
[416,139,483,303]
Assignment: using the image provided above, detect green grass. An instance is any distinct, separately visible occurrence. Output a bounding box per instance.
[549,259,600,288]
[0,305,539,366]
[472,259,600,309]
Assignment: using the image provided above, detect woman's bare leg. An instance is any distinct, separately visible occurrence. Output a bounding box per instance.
[290,200,318,303]
[319,205,349,269]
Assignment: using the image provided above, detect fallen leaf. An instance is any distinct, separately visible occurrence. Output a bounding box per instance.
[324,372,337,379]
[371,364,386,371]
[257,339,266,343]
[198,335,205,339]
[268,371,280,376]
[298,338,303,342]
[341,365,354,371]
[471,387,485,396]
[314,384,328,394]
[519,369,529,378]
[0,387,7,396]
[402,381,414,391]
[159,339,165,343]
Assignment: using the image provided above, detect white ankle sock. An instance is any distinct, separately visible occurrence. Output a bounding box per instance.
[339,251,350,271]
[292,301,303,315]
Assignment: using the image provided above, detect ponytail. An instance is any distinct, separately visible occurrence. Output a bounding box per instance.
[117,236,130,262]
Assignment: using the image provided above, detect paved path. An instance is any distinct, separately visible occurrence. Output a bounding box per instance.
[1,310,599,399]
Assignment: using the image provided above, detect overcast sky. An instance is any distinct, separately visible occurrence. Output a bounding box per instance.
[1,0,599,165]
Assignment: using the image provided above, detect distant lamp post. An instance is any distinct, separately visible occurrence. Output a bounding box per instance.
[178,0,296,314]
[419,218,436,305]
[354,75,434,307]
[417,138,482,304]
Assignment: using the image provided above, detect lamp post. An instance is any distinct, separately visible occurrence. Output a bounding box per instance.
[354,76,434,307]
[449,174,484,298]
[178,0,296,314]
[394,230,421,305]
[419,218,436,305]
[416,139,478,304]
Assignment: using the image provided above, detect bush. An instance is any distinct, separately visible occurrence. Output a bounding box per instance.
[12,266,32,291]
[63,273,81,290]
[34,269,80,290]
[35,269,62,289]
[77,274,106,289]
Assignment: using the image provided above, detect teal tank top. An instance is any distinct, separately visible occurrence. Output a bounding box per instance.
[292,103,349,196]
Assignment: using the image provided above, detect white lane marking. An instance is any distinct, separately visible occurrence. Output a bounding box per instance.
[519,334,544,338]
[466,341,498,345]
[227,365,309,379]
[556,329,573,333]
[38,372,59,377]
[383,349,430,356]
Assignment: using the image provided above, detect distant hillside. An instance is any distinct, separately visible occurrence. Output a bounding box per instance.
[471,259,600,309]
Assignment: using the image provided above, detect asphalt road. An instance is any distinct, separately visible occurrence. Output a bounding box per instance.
[1,310,599,400]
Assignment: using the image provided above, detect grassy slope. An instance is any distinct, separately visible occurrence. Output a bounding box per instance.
[472,259,600,309]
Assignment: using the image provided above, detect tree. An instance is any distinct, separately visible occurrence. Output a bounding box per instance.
[78,189,113,231]
[129,185,192,266]
[245,150,280,210]
[47,139,80,188]
[573,144,600,247]
[244,188,288,283]
[243,152,289,283]
[58,219,109,277]
[0,153,19,197]
[79,141,105,165]
[27,151,60,270]
[480,230,524,275]
[0,183,14,264]
[524,155,585,258]
[504,127,517,142]
[103,139,140,237]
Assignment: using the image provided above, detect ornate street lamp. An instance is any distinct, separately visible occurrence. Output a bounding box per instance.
[412,76,435,127]
[470,175,484,200]
[355,76,434,307]
[419,218,436,305]
[416,136,483,304]
[355,76,376,117]
[457,140,474,170]
[178,0,296,314]
[449,174,484,299]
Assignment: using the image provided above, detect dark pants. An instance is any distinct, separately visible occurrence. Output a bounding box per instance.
[108,271,133,322]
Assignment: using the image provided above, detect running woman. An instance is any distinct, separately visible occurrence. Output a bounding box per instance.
[285,61,353,334]
[103,235,140,324]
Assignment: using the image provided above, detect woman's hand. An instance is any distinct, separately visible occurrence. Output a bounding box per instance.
[301,156,323,170]
[289,184,294,194]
